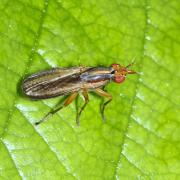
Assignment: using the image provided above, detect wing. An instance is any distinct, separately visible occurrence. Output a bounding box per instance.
[22,67,92,99]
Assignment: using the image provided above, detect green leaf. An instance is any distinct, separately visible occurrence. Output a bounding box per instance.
[0,0,179,179]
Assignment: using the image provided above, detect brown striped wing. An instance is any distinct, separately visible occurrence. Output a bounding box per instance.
[22,67,92,99]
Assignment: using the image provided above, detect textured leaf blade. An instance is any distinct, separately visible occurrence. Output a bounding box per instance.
[0,0,179,179]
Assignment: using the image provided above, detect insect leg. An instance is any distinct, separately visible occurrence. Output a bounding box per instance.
[76,89,89,126]
[95,88,112,121]
[126,62,134,68]
[35,92,78,125]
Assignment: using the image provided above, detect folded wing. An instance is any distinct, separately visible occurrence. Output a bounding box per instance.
[22,67,92,99]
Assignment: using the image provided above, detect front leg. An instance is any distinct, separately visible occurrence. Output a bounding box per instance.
[94,88,112,121]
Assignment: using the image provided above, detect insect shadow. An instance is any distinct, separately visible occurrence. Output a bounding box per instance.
[17,75,27,98]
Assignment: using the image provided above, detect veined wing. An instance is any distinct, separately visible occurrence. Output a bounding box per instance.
[22,67,92,99]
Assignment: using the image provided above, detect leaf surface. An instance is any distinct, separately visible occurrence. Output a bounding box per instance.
[0,0,179,179]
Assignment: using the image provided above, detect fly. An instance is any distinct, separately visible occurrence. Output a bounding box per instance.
[22,63,136,125]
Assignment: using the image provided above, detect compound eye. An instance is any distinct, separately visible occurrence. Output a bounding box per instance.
[114,75,125,83]
[112,63,120,70]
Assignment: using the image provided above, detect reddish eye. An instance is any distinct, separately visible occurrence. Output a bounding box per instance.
[112,63,120,69]
[114,75,125,83]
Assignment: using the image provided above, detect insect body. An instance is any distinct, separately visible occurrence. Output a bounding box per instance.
[22,63,136,125]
